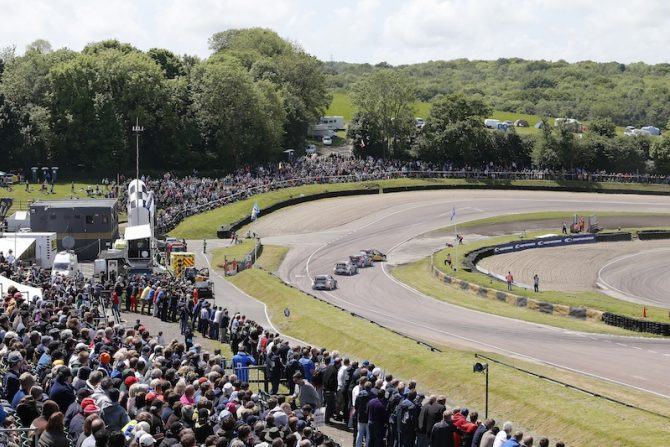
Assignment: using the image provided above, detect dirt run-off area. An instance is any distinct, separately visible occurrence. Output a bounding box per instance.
[478,239,670,294]
[426,215,670,238]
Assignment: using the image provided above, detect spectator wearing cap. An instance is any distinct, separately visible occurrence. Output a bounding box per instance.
[49,367,76,412]
[4,350,23,403]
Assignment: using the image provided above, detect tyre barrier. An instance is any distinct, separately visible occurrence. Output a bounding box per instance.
[431,261,603,322]
[595,232,633,242]
[637,230,670,240]
[602,312,670,336]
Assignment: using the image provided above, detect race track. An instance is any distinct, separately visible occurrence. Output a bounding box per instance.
[254,190,670,398]
[478,240,670,297]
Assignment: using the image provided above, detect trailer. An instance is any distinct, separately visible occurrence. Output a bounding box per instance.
[1,232,57,267]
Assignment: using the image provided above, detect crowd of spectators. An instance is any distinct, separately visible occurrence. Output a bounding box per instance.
[0,229,572,447]
[116,155,670,235]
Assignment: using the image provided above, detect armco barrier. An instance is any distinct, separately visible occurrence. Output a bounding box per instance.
[637,230,670,240]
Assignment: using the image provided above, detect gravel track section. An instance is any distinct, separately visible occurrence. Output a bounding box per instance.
[478,239,670,296]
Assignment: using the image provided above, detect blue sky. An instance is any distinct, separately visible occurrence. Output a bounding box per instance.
[2,0,670,65]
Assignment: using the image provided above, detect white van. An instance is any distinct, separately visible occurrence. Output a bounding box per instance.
[51,251,79,279]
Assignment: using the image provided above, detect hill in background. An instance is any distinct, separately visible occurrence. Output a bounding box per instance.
[323,58,670,129]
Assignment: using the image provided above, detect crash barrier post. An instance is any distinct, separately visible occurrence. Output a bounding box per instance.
[474,353,670,421]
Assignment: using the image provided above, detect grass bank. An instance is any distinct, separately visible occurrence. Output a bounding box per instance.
[211,240,257,267]
[225,266,670,447]
[170,178,670,239]
[0,182,112,214]
[430,226,669,323]
[391,258,635,336]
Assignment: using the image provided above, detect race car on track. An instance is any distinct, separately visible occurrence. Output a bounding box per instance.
[334,260,357,276]
[312,274,338,290]
[364,249,387,262]
[350,254,373,268]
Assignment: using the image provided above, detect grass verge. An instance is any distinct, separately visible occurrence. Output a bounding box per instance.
[225,266,670,447]
[170,179,670,239]
[211,240,256,267]
[392,258,635,336]
[431,227,669,323]
[255,245,288,272]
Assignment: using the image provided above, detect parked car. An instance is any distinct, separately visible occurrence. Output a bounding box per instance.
[322,135,333,146]
[306,144,317,155]
[363,249,387,262]
[312,274,338,290]
[350,254,373,268]
[334,260,357,276]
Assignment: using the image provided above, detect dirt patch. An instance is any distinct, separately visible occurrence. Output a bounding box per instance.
[478,239,670,293]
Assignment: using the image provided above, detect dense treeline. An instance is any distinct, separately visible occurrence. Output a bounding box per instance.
[0,29,330,174]
[4,30,670,176]
[346,72,669,174]
[325,58,670,129]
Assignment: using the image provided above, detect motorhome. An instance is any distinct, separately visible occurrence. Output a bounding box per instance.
[319,116,345,130]
[51,251,79,279]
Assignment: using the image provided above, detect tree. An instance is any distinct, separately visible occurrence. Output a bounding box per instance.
[208,28,329,149]
[650,135,670,174]
[351,70,416,158]
[417,93,491,165]
[147,48,185,79]
[26,39,52,54]
[588,118,616,138]
[191,57,284,168]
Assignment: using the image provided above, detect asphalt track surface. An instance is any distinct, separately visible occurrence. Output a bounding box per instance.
[245,190,670,399]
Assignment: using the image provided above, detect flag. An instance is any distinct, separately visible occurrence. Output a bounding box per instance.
[450,206,456,221]
[251,202,260,221]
